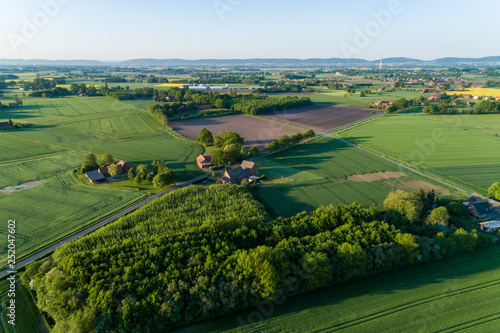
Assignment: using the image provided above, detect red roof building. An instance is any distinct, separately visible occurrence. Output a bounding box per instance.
[196,155,212,168]
[98,167,110,177]
[198,104,213,110]
[116,160,131,172]
[217,161,259,183]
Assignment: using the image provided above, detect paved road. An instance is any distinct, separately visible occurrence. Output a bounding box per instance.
[327,134,472,195]
[0,175,207,278]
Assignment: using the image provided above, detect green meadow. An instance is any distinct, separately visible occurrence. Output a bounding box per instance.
[0,95,204,267]
[336,113,500,194]
[255,136,455,217]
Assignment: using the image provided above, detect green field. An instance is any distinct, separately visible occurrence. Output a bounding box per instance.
[0,172,146,266]
[336,113,500,194]
[282,88,425,106]
[188,242,500,332]
[255,136,456,217]
[0,276,45,333]
[0,95,204,267]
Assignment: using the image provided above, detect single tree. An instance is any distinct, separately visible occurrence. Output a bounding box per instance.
[196,128,213,146]
[108,164,123,177]
[426,206,449,225]
[81,153,98,172]
[136,164,150,179]
[128,167,137,180]
[249,146,260,157]
[101,153,114,166]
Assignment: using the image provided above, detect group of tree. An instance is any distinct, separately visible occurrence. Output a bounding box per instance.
[233,96,312,115]
[128,160,175,189]
[488,182,500,200]
[210,131,250,165]
[22,185,491,332]
[264,130,315,152]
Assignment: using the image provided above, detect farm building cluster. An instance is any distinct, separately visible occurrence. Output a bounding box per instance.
[85,160,131,184]
[196,155,259,184]
[463,196,500,233]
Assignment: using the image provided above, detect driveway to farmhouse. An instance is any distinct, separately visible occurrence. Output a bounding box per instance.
[0,175,207,278]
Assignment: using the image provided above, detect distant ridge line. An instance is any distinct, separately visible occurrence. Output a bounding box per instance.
[0,56,499,67]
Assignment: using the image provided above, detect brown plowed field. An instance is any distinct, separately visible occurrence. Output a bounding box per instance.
[260,104,382,131]
[170,115,303,150]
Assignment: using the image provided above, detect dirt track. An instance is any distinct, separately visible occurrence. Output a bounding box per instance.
[170,115,303,150]
[260,104,383,131]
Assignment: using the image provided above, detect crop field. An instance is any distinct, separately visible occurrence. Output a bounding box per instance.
[187,241,500,332]
[0,133,65,163]
[170,114,304,150]
[0,276,45,333]
[0,151,82,188]
[281,88,425,107]
[336,113,500,194]
[445,87,500,97]
[255,136,453,217]
[260,104,382,131]
[0,172,146,266]
[0,95,204,268]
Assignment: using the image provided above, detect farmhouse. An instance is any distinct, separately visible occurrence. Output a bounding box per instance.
[98,167,110,177]
[496,96,500,101]
[373,101,395,108]
[85,170,106,184]
[218,160,258,183]
[196,155,212,168]
[460,94,472,99]
[473,95,480,100]
[466,201,490,219]
[0,122,11,130]
[198,104,212,110]
[479,221,500,233]
[116,160,131,172]
[428,95,438,101]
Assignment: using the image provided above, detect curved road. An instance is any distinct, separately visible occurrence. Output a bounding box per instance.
[0,175,207,278]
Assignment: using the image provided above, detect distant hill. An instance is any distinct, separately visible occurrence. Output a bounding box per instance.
[0,57,499,67]
[0,59,106,66]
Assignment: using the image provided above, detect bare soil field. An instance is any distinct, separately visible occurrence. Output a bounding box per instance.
[260,104,382,131]
[347,171,406,182]
[170,115,303,150]
[402,180,449,195]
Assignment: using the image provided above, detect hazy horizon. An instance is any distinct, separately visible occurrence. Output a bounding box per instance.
[1,0,499,61]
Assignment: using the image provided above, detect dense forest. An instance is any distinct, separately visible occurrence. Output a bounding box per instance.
[22,185,487,333]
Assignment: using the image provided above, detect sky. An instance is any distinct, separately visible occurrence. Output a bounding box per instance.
[0,0,499,61]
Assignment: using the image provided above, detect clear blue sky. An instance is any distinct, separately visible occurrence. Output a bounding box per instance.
[0,0,499,61]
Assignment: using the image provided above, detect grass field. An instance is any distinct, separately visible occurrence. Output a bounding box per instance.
[282,88,425,107]
[186,243,500,332]
[0,172,146,266]
[0,95,204,268]
[0,275,45,333]
[336,113,500,194]
[255,136,455,217]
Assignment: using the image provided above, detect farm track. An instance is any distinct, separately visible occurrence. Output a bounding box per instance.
[316,278,500,332]
[182,145,196,172]
[56,171,73,190]
[318,183,349,205]
[297,187,321,207]
[438,313,500,332]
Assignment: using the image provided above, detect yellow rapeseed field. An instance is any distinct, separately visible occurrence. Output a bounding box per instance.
[156,83,186,87]
[446,87,500,97]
